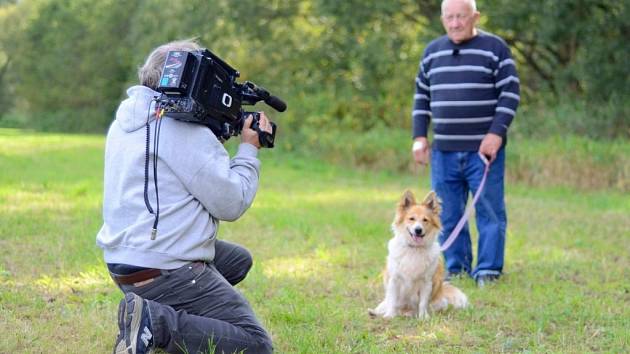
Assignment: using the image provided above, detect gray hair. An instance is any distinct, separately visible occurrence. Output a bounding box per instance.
[138,39,202,89]
[441,0,477,14]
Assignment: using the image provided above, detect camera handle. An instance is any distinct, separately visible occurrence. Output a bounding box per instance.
[245,111,277,148]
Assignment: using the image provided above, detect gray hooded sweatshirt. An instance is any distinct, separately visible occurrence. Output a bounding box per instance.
[96,85,260,269]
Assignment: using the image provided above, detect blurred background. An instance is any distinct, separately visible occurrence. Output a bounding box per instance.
[0,0,628,189]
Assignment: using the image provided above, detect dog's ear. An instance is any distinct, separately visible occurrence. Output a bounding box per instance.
[395,190,416,223]
[422,191,442,215]
[398,190,416,211]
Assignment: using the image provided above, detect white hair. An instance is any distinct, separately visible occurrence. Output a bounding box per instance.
[138,39,202,89]
[441,0,477,14]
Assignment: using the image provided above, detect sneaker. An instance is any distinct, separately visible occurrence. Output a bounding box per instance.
[114,292,154,354]
[444,271,464,282]
[476,274,500,288]
[113,298,126,353]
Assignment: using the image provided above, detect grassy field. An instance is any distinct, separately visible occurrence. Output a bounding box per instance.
[1,128,629,353]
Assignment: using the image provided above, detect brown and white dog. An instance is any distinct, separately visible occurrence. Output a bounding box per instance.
[369,190,468,319]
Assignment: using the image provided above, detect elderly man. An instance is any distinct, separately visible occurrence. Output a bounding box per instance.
[411,0,520,287]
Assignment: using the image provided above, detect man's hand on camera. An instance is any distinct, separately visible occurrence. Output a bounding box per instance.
[242,112,273,149]
[412,137,430,165]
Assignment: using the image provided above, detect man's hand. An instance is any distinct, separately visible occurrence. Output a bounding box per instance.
[478,133,503,162]
[412,137,430,165]
[241,112,273,149]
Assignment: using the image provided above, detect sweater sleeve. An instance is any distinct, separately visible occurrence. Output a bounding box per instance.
[186,142,260,222]
[163,119,261,222]
[490,43,520,137]
[412,54,432,139]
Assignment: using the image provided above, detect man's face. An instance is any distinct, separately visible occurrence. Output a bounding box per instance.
[441,0,479,44]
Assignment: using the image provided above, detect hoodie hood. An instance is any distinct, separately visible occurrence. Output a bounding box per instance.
[115,85,160,133]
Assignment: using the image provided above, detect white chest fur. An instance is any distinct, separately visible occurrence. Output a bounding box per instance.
[385,236,440,311]
[387,237,439,279]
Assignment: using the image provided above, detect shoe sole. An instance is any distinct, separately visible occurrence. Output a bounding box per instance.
[113,297,127,354]
[125,293,144,354]
[476,276,500,288]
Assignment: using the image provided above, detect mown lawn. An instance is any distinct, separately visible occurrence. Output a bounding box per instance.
[0,129,628,353]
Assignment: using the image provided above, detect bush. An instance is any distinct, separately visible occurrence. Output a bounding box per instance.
[511,95,629,140]
[283,125,629,193]
[507,135,630,192]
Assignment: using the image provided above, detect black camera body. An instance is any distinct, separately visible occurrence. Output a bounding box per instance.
[156,49,285,148]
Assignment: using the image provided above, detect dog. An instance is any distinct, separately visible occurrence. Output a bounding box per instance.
[369,190,468,319]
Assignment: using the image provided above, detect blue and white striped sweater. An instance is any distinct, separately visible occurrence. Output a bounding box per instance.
[412,31,520,151]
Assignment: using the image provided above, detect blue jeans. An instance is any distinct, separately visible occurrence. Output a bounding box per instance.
[431,149,507,280]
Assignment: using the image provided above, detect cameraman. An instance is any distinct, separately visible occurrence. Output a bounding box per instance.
[96,39,273,354]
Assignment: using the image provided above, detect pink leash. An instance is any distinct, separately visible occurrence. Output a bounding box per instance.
[439,153,491,252]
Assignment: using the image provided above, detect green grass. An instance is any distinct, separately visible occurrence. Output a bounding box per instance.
[1,128,629,353]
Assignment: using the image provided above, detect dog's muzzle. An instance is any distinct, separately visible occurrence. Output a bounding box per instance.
[408,226,425,239]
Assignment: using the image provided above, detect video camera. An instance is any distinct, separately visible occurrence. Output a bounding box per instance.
[155,49,286,148]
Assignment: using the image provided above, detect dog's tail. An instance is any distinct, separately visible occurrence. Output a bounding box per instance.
[439,282,468,309]
[430,261,468,312]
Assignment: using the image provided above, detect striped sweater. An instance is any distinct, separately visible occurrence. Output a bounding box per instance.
[412,30,520,151]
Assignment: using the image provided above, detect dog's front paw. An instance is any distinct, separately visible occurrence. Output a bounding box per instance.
[401,309,415,317]
[369,301,387,318]
[418,308,430,320]
[383,309,397,319]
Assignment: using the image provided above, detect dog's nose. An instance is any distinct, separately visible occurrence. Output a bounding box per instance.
[414,226,424,237]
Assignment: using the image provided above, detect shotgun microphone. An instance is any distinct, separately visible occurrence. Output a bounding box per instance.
[244,82,287,112]
[264,95,287,112]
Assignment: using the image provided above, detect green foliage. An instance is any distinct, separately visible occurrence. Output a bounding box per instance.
[512,94,630,140]
[1,0,139,131]
[484,0,630,100]
[0,0,628,138]
[0,2,18,112]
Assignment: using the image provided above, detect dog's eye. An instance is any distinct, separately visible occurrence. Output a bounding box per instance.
[422,217,429,222]
[409,217,416,221]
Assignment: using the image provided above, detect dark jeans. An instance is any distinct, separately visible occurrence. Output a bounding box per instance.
[431,148,507,280]
[116,240,273,354]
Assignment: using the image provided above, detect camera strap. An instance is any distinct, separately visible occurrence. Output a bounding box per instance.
[144,99,164,240]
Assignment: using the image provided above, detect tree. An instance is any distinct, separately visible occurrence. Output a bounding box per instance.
[483,0,629,100]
